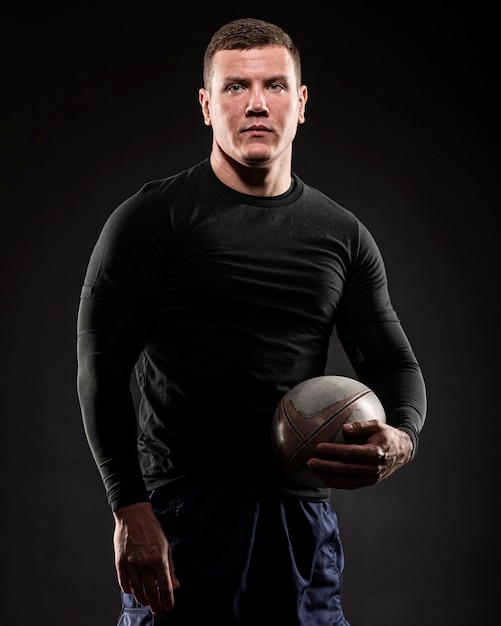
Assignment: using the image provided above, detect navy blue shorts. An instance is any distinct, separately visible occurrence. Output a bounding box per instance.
[117,484,350,625]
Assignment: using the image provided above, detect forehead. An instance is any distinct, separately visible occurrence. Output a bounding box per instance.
[211,45,297,83]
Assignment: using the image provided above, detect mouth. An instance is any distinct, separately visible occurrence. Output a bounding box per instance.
[243,125,272,136]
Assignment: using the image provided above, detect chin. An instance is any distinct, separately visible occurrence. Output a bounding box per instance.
[241,151,273,166]
[243,158,269,167]
[238,143,273,161]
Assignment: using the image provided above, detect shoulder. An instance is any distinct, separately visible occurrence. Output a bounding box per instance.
[296,177,377,244]
[141,160,210,204]
[100,161,210,233]
[297,178,360,228]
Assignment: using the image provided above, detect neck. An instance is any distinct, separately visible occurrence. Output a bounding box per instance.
[209,150,292,197]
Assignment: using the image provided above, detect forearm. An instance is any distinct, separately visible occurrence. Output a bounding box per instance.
[363,356,426,454]
[77,298,151,510]
[339,320,427,458]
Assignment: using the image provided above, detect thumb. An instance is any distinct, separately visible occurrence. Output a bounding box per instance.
[342,418,380,441]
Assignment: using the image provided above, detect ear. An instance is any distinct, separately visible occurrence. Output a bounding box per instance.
[199,88,211,126]
[298,84,308,125]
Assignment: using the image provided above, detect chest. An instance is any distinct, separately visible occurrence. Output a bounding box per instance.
[164,206,351,318]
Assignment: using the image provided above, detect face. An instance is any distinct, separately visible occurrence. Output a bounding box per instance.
[199,45,307,168]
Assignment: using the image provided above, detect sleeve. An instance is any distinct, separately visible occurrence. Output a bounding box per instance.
[336,222,427,458]
[76,188,171,510]
[77,299,152,510]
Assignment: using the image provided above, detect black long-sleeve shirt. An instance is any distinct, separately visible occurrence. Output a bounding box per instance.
[77,159,426,511]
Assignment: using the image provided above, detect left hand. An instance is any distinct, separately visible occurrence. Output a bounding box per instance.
[307,419,413,489]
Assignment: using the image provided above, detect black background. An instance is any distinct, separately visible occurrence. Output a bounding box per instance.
[1,2,498,624]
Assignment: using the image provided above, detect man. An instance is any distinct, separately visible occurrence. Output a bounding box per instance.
[77,17,426,625]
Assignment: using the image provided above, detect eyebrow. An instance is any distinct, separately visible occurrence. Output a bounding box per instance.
[223,74,291,85]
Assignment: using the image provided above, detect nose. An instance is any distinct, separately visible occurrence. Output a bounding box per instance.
[246,88,269,116]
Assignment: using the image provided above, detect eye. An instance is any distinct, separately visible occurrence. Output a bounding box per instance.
[268,83,285,92]
[227,84,245,93]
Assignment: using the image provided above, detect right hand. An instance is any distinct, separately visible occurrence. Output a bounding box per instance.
[113,501,180,615]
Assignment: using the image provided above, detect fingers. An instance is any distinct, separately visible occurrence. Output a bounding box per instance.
[343,418,382,438]
[307,421,409,489]
[307,456,385,488]
[116,564,178,615]
[156,568,178,614]
[130,575,154,608]
[116,562,133,595]
[137,578,164,615]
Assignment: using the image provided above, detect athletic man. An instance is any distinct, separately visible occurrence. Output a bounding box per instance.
[77,17,426,625]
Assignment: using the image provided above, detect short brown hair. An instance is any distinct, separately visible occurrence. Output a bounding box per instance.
[203,18,302,89]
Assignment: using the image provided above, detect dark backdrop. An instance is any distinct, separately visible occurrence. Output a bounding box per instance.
[1,2,498,625]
